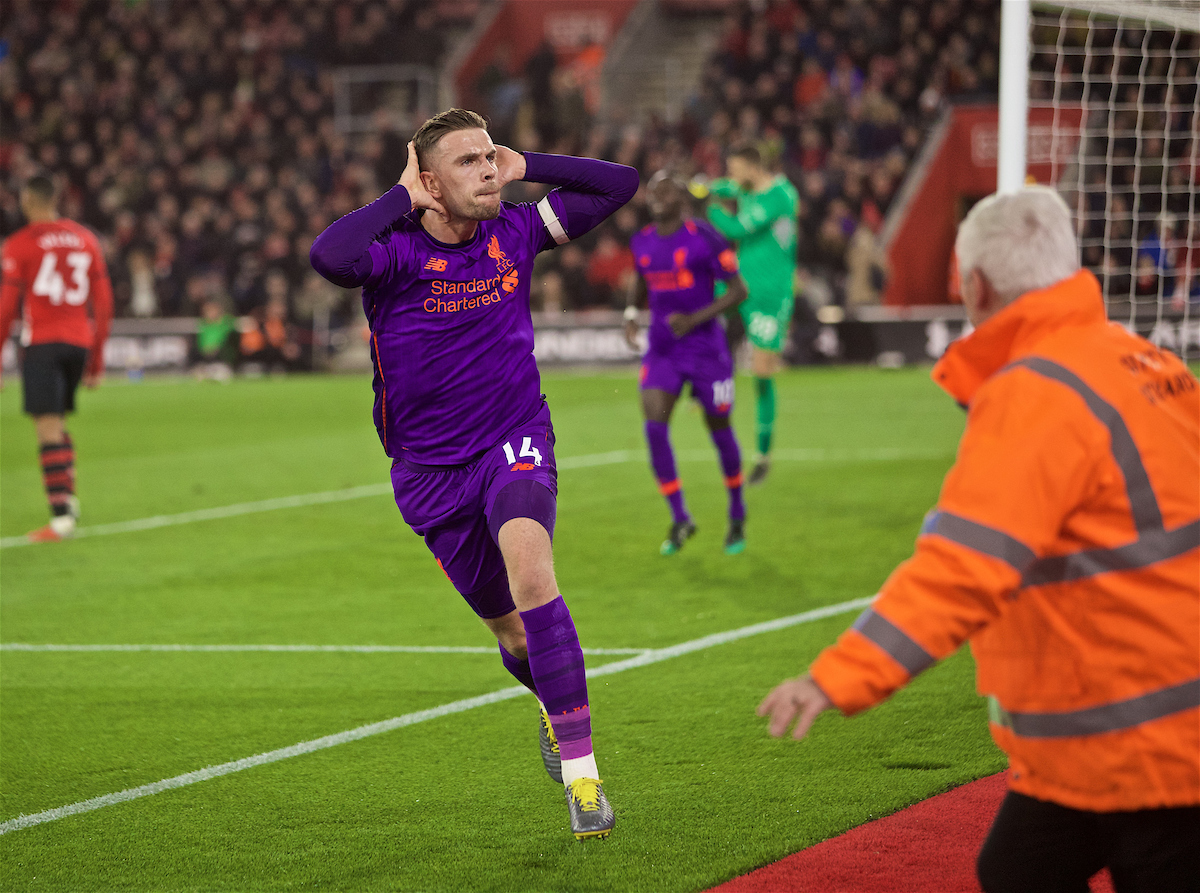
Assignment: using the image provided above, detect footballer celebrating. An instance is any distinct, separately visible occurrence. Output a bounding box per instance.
[0,175,113,543]
[310,109,636,840]
[625,171,749,555]
[704,144,799,485]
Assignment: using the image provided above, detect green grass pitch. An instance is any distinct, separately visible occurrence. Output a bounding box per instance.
[0,367,1006,892]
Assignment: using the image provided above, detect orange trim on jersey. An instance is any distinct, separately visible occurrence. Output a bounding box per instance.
[684,220,698,234]
[659,478,681,496]
[725,472,744,488]
[372,330,388,453]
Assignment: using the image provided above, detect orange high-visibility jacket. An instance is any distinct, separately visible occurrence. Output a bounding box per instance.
[810,270,1199,813]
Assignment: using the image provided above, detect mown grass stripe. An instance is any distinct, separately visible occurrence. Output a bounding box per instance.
[0,595,873,835]
[0,446,947,550]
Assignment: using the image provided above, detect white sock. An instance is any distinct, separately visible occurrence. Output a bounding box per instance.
[49,515,76,537]
[561,752,599,786]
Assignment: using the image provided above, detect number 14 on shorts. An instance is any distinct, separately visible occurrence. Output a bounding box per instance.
[503,437,542,467]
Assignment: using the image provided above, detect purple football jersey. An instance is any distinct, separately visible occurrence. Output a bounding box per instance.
[310,151,638,465]
[630,219,739,356]
[363,203,552,464]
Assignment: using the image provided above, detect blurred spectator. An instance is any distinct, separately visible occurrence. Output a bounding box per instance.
[240,293,301,373]
[0,0,467,321]
[1,0,1104,325]
[585,231,635,309]
[192,298,237,382]
[555,244,601,310]
[127,247,158,317]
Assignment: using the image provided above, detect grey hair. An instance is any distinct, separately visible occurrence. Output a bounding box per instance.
[955,186,1080,303]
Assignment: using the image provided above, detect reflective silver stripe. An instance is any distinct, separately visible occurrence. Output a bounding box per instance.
[1024,520,1200,586]
[989,677,1200,739]
[921,510,1036,575]
[1009,357,1163,532]
[852,609,936,677]
[536,196,569,245]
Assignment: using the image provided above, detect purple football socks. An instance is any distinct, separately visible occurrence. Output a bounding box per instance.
[520,596,593,760]
[710,426,746,521]
[645,420,690,523]
[499,642,538,696]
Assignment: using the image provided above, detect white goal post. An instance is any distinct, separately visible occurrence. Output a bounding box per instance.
[998,0,1200,360]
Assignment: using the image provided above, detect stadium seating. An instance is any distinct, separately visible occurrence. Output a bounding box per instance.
[1,0,1008,328]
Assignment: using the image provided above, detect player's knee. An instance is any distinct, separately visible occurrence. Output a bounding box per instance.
[33,415,65,444]
[499,630,528,660]
[507,564,559,608]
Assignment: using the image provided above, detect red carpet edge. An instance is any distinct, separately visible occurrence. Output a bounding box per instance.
[706,772,1115,893]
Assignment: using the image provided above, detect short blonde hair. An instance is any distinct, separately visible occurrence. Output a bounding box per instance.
[955,186,1080,303]
[412,108,488,172]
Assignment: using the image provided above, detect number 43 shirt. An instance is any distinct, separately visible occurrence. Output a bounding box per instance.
[0,218,114,375]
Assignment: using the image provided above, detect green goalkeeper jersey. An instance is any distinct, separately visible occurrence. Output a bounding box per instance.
[706,175,799,311]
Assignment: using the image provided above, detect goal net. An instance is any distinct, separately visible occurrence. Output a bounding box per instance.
[1028,1,1199,360]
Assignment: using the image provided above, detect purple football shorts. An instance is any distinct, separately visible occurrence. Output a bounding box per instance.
[640,346,736,417]
[390,400,558,619]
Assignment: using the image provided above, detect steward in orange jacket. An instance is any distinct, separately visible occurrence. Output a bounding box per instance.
[759,188,1199,893]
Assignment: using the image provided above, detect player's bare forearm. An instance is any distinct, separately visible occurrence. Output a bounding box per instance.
[669,277,746,337]
[757,673,834,740]
[624,277,646,349]
[695,277,746,327]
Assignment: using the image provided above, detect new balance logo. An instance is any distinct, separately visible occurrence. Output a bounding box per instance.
[424,257,448,271]
[510,462,536,471]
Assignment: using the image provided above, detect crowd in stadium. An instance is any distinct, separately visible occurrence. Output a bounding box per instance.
[0,0,1002,335]
[1036,30,1200,309]
[2,0,1193,366]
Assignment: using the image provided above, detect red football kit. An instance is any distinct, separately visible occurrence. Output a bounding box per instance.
[0,218,113,376]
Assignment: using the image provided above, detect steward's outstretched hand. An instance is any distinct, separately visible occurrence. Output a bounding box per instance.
[399,141,448,223]
[757,673,833,740]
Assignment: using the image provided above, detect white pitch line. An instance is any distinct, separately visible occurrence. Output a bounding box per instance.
[0,445,948,550]
[0,483,392,550]
[0,595,874,836]
[0,643,648,656]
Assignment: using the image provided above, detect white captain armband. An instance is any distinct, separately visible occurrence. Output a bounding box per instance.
[536,196,569,245]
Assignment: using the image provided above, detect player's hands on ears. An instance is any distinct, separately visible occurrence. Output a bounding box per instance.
[493,145,526,189]
[758,672,834,740]
[400,141,449,223]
